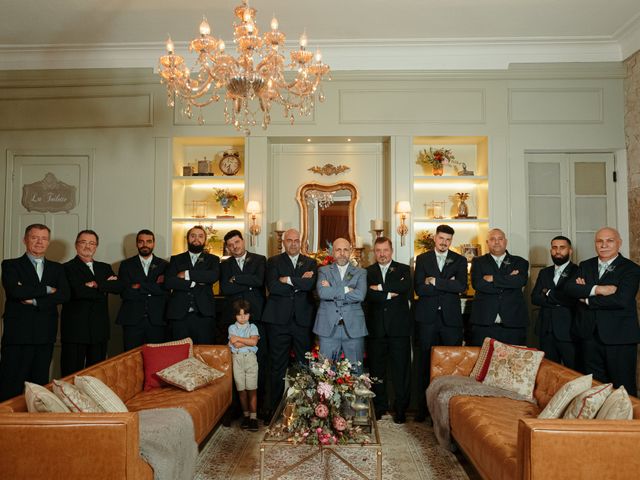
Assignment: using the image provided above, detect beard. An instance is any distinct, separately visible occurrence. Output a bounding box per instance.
[188,243,205,254]
[138,247,153,257]
[552,254,570,266]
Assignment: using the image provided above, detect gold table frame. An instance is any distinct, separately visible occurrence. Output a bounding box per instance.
[259,399,382,480]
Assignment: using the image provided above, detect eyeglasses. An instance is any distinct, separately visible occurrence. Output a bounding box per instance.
[77,241,97,247]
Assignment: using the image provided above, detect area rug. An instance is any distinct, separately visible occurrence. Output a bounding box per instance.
[194,415,470,479]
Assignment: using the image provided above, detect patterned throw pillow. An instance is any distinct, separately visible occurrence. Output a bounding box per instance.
[74,375,128,413]
[538,374,593,419]
[141,342,192,390]
[156,357,225,392]
[24,382,70,413]
[145,337,194,357]
[595,386,633,420]
[481,339,545,399]
[52,379,105,413]
[469,337,494,381]
[563,383,613,419]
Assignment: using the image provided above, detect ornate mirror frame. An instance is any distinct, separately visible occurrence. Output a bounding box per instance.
[296,182,359,255]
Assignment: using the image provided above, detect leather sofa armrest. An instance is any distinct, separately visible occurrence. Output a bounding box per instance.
[430,346,479,381]
[194,344,232,373]
[518,418,640,480]
[0,412,152,480]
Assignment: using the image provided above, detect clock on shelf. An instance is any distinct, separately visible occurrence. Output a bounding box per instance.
[219,150,241,176]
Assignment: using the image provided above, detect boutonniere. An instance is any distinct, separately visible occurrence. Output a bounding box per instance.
[605,264,616,273]
[389,266,396,273]
[196,257,205,265]
[244,256,250,264]
[502,258,511,267]
[149,263,157,271]
[345,272,354,281]
[559,271,569,280]
[444,258,454,267]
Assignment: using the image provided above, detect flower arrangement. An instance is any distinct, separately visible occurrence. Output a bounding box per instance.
[314,248,335,266]
[266,350,374,446]
[213,188,239,213]
[415,230,435,252]
[417,147,457,168]
[203,225,219,254]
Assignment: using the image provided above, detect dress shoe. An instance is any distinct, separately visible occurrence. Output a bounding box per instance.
[240,416,250,429]
[393,412,406,424]
[248,418,259,432]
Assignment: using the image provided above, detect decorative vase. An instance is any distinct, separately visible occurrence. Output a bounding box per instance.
[220,196,231,215]
[432,164,444,176]
[455,193,470,218]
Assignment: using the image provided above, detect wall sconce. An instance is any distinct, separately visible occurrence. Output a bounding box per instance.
[395,201,411,246]
[246,200,261,246]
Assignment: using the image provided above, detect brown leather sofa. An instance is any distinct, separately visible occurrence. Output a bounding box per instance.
[0,344,232,480]
[431,346,640,480]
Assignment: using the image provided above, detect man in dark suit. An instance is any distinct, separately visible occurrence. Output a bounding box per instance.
[413,224,467,422]
[564,227,640,394]
[262,228,317,414]
[530,235,578,369]
[0,224,69,401]
[470,228,529,346]
[365,237,412,423]
[61,230,123,376]
[116,229,168,351]
[165,225,220,344]
[219,230,267,414]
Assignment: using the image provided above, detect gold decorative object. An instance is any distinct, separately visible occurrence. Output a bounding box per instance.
[191,200,208,218]
[308,163,351,176]
[246,200,261,246]
[219,150,241,176]
[454,192,470,218]
[158,0,331,135]
[395,201,411,247]
[428,200,446,219]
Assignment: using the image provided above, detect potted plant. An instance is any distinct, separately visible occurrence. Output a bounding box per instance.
[416,147,457,176]
[213,188,239,217]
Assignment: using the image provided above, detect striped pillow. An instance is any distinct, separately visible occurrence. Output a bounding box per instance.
[24,382,70,413]
[74,375,128,413]
[469,337,495,381]
[52,379,104,413]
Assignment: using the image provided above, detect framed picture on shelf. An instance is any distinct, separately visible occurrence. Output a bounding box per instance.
[460,243,481,262]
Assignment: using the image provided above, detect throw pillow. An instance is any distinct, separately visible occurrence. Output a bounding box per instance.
[595,386,633,420]
[563,383,613,419]
[145,337,194,357]
[469,337,494,381]
[74,375,128,413]
[52,379,105,413]
[481,339,545,399]
[24,382,70,413]
[141,342,191,391]
[156,357,225,392]
[538,374,593,419]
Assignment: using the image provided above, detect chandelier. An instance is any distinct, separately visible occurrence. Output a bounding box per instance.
[158,0,331,135]
[305,190,334,209]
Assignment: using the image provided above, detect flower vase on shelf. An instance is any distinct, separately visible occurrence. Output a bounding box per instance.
[213,188,239,219]
[432,164,444,176]
[417,147,458,176]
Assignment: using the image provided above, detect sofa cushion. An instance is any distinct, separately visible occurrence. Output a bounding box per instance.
[482,340,544,399]
[156,356,225,392]
[595,386,633,420]
[74,375,128,412]
[24,382,70,413]
[538,374,592,419]
[563,383,613,419]
[52,379,104,413]
[141,343,191,391]
[469,337,494,381]
[146,337,194,357]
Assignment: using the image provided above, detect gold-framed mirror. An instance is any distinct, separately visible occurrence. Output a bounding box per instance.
[296,182,358,254]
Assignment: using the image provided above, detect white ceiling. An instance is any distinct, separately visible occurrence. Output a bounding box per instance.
[2,0,640,71]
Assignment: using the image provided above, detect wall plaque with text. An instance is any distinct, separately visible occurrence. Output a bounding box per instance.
[22,172,77,213]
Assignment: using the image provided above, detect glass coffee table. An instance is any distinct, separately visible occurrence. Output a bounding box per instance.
[259,398,382,480]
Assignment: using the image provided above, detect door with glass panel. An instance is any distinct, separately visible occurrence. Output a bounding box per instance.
[526,152,616,343]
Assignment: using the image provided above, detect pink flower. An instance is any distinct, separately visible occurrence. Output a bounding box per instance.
[317,381,334,399]
[315,403,329,418]
[332,415,347,432]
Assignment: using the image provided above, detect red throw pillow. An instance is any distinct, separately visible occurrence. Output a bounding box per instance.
[141,343,191,390]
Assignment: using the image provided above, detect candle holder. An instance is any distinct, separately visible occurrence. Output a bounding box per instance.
[275,230,285,253]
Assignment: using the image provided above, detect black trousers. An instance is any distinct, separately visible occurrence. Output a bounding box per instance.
[539,330,576,370]
[416,313,464,416]
[61,342,107,377]
[122,314,166,351]
[367,335,411,415]
[581,331,637,396]
[170,311,215,345]
[267,318,311,412]
[470,323,527,347]
[0,343,54,401]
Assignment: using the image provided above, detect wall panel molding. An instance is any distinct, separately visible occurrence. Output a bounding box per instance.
[509,88,604,124]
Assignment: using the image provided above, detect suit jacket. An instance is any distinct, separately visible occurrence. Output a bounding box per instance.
[313,263,367,338]
[564,255,640,345]
[165,251,220,319]
[365,261,412,338]
[530,262,578,341]
[262,253,317,327]
[1,254,69,345]
[116,254,169,327]
[61,256,123,344]
[470,251,529,328]
[414,250,467,326]
[219,252,266,323]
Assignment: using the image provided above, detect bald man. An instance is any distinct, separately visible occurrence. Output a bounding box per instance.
[314,238,367,367]
[470,228,529,346]
[564,227,640,394]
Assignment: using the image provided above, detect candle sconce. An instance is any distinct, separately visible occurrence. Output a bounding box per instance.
[395,201,411,247]
[246,201,261,247]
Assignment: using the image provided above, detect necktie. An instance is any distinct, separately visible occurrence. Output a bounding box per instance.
[495,258,502,269]
[381,265,388,282]
[34,258,43,281]
[237,258,244,271]
[86,262,94,274]
[437,255,446,272]
[553,268,562,285]
[143,260,150,276]
[598,262,608,279]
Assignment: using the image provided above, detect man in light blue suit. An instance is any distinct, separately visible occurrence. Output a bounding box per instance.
[313,238,368,367]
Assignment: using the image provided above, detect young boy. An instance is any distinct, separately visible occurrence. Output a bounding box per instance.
[228,299,260,431]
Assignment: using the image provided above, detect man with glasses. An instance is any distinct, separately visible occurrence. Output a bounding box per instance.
[61,230,122,376]
[0,224,69,400]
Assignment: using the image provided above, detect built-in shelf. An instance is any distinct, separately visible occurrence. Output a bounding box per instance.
[414,175,488,182]
[414,217,489,223]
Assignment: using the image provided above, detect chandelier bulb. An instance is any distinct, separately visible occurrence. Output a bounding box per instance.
[165,36,175,54]
[218,40,226,52]
[271,16,279,31]
[314,49,322,62]
[243,7,252,23]
[247,22,254,34]
[199,17,211,36]
[299,31,308,48]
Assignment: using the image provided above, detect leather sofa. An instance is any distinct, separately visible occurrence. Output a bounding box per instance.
[0,344,232,480]
[431,346,640,480]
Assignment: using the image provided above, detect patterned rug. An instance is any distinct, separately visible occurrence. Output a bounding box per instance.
[194,415,470,479]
